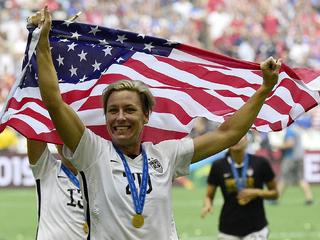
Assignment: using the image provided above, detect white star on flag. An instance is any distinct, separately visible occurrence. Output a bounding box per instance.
[79,75,88,82]
[62,20,73,27]
[56,55,64,66]
[71,31,81,40]
[92,60,101,71]
[99,39,109,45]
[103,47,112,56]
[69,65,78,76]
[89,26,101,35]
[67,42,77,51]
[144,42,154,52]
[165,40,177,46]
[116,34,128,44]
[137,33,146,39]
[59,38,69,43]
[116,57,124,63]
[78,50,88,61]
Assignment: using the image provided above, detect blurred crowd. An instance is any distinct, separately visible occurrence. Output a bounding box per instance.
[1,0,320,153]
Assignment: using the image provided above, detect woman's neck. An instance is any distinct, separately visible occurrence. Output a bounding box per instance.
[230,150,245,164]
[117,144,141,157]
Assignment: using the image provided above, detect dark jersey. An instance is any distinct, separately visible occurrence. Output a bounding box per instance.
[207,153,275,236]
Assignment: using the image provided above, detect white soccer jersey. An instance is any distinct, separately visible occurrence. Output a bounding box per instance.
[68,128,194,240]
[30,147,88,240]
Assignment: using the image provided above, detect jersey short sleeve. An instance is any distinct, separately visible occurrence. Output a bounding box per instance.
[29,146,59,179]
[260,157,275,183]
[69,128,111,171]
[207,159,222,186]
[156,137,194,179]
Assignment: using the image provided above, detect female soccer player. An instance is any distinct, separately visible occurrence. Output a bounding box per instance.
[30,7,281,239]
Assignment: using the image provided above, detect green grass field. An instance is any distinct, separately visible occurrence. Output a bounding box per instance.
[0,185,319,240]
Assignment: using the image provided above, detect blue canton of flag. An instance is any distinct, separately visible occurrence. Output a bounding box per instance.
[21,21,178,88]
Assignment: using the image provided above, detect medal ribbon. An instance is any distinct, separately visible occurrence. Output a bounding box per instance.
[230,154,249,191]
[113,145,149,215]
[61,164,80,189]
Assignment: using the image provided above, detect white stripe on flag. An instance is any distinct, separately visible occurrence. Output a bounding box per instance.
[11,114,52,134]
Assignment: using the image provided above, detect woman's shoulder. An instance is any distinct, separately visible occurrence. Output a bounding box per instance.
[85,128,112,143]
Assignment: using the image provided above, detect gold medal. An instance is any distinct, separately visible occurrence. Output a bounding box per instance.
[83,222,89,234]
[132,214,144,228]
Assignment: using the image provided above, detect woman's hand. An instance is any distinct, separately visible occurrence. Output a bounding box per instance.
[237,188,260,205]
[27,6,52,46]
[27,11,42,27]
[260,57,282,92]
[200,198,213,218]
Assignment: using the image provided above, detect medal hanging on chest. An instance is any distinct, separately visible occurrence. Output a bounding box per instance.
[132,213,144,228]
[229,154,249,205]
[83,222,89,234]
[113,144,149,228]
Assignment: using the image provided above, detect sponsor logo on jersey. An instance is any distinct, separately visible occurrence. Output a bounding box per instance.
[148,158,163,173]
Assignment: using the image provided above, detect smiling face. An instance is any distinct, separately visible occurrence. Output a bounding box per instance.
[105,90,149,152]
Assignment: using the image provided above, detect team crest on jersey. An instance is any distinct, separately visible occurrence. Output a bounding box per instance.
[148,157,163,173]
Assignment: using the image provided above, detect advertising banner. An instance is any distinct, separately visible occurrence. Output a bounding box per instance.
[0,153,35,188]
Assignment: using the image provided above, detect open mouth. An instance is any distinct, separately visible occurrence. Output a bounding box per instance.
[113,126,131,133]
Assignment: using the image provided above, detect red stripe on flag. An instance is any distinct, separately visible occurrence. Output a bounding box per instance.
[156,56,261,89]
[4,118,62,143]
[292,67,320,84]
[280,78,318,110]
[178,44,260,69]
[5,97,46,111]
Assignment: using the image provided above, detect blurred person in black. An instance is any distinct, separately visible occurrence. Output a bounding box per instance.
[201,135,278,240]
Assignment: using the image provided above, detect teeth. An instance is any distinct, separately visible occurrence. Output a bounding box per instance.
[115,127,129,130]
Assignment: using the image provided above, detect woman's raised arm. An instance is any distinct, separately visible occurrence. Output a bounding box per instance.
[34,7,85,152]
[192,57,281,163]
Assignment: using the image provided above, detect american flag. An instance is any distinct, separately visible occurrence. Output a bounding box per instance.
[1,20,320,144]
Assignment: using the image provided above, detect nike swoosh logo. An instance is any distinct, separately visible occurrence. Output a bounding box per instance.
[110,160,118,163]
[58,176,67,179]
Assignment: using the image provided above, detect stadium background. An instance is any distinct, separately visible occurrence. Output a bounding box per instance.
[0,0,320,239]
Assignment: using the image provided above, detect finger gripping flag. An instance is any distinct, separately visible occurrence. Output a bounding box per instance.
[1,20,320,144]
